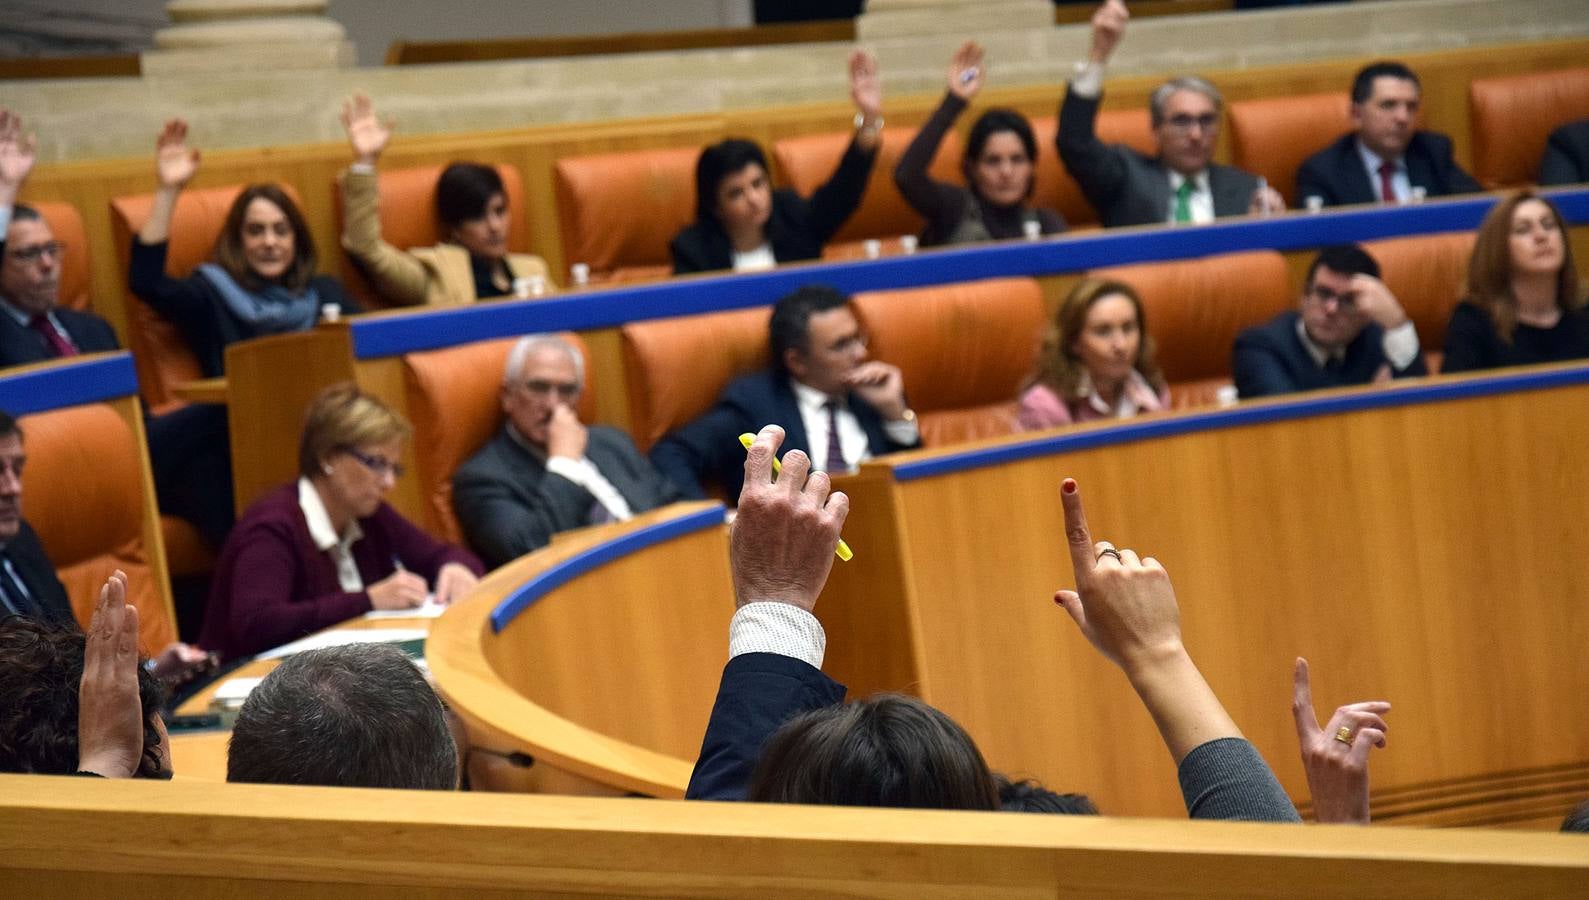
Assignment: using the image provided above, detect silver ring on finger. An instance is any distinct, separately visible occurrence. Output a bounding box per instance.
[1096,548,1123,563]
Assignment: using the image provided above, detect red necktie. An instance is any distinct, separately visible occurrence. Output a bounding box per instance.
[1377,162,1397,204]
[29,314,78,358]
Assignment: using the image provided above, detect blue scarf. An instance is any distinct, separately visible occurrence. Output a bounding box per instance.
[195,263,320,335]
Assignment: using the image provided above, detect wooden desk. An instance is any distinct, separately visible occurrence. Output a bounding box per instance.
[168,376,228,405]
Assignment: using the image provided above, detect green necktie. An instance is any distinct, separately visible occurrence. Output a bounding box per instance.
[1173,179,1194,224]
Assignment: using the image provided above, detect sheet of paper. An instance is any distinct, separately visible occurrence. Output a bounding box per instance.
[255,627,428,661]
[210,676,265,704]
[362,598,447,621]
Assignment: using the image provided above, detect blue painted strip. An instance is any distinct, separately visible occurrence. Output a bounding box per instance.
[349,188,1589,359]
[0,353,139,415]
[893,363,1589,482]
[489,504,727,632]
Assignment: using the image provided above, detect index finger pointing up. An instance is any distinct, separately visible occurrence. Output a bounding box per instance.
[1060,478,1096,581]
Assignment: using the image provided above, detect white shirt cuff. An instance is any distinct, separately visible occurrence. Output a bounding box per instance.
[1070,60,1105,98]
[1380,320,1420,371]
[545,455,590,488]
[729,602,826,669]
[883,417,920,446]
[0,205,11,237]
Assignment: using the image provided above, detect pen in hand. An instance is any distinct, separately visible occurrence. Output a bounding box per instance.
[739,432,854,562]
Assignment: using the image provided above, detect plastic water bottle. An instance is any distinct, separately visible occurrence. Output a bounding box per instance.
[569,263,590,287]
[862,239,882,260]
[899,235,918,255]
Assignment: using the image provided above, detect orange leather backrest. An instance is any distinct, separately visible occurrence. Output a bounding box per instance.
[19,405,175,653]
[1031,109,1156,227]
[1362,230,1476,360]
[772,126,962,246]
[621,306,771,453]
[29,201,92,313]
[1092,250,1290,384]
[1470,67,1589,189]
[109,183,306,410]
[332,163,528,308]
[852,277,1046,446]
[401,333,595,543]
[554,147,699,277]
[1228,92,1352,207]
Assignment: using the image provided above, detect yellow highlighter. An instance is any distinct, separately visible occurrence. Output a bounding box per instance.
[739,433,854,562]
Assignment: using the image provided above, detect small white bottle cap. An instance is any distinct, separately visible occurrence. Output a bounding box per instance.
[1305,195,1324,213]
[569,263,591,286]
[862,239,882,260]
[899,235,918,255]
[1022,219,1042,240]
[319,303,341,323]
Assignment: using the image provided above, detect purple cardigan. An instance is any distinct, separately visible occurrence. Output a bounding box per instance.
[199,484,483,661]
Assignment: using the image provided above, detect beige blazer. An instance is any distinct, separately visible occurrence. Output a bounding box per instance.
[339,167,550,307]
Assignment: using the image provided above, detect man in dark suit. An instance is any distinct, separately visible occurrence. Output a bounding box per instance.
[453,334,680,567]
[1294,62,1481,208]
[1057,0,1280,228]
[1233,244,1427,399]
[650,284,919,501]
[0,409,73,624]
[1540,119,1589,187]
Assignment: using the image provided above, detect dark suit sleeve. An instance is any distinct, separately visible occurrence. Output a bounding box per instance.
[649,397,753,501]
[127,238,214,327]
[800,133,876,247]
[670,227,714,276]
[1539,123,1589,186]
[599,428,682,509]
[56,309,121,354]
[1056,86,1130,212]
[452,451,599,568]
[893,92,973,229]
[1231,327,1301,399]
[686,652,848,801]
[1178,737,1302,822]
[1293,154,1337,207]
[1428,134,1481,195]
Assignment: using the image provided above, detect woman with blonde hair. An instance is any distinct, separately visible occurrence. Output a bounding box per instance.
[200,383,482,661]
[1442,190,1589,372]
[1018,278,1168,429]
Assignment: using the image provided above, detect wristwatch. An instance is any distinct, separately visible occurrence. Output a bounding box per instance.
[894,408,917,424]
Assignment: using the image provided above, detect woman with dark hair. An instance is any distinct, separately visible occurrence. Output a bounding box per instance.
[1441,190,1589,373]
[1018,278,1167,429]
[339,94,550,306]
[670,50,883,275]
[894,41,1065,247]
[129,119,356,378]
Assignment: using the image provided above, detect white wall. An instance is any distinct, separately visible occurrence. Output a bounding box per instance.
[1,0,753,65]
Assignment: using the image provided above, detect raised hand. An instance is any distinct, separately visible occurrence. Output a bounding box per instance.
[849,49,882,123]
[340,93,392,166]
[1291,657,1389,824]
[946,40,986,102]
[77,570,146,778]
[730,424,850,612]
[154,119,200,190]
[1089,0,1130,66]
[0,108,38,203]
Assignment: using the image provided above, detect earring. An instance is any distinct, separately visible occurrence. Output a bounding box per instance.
[322,463,334,475]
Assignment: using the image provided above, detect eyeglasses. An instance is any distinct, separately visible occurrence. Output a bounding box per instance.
[342,447,404,479]
[519,379,580,400]
[1162,113,1219,133]
[826,332,870,355]
[1306,284,1357,307]
[6,241,65,264]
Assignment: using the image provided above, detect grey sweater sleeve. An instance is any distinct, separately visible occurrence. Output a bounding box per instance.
[1177,737,1302,822]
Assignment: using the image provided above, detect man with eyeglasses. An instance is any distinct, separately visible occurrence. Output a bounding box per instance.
[452,334,679,567]
[0,110,117,367]
[1057,0,1282,228]
[1232,244,1426,399]
[650,284,918,502]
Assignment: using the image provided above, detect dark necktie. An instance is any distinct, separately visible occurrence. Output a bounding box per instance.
[1377,162,1397,204]
[823,401,847,474]
[0,554,41,619]
[29,314,78,358]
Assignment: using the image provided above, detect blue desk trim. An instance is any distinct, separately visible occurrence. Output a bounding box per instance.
[892,364,1589,482]
[0,354,139,415]
[350,189,1589,359]
[489,504,727,633]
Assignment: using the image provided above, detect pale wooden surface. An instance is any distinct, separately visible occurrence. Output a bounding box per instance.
[2,774,1585,898]
[168,376,228,405]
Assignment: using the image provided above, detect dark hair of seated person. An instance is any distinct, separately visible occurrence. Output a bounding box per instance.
[226,643,457,790]
[745,693,1000,810]
[1563,799,1589,833]
[692,138,770,229]
[1305,242,1381,285]
[963,108,1040,202]
[435,162,506,233]
[767,283,850,379]
[0,616,170,778]
[995,773,1100,815]
[213,183,319,294]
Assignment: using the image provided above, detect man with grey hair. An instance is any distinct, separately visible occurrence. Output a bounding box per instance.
[451,334,678,567]
[1056,0,1282,227]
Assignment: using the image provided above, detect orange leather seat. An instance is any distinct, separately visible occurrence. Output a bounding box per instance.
[1091,250,1290,408]
[1469,68,1589,189]
[332,163,528,308]
[553,147,699,284]
[109,183,307,411]
[851,277,1045,446]
[401,333,595,543]
[1362,231,1476,373]
[1228,92,1352,207]
[20,404,177,653]
[1031,109,1155,228]
[771,126,962,257]
[31,201,93,313]
[620,307,771,453]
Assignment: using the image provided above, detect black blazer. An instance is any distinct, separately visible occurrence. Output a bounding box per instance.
[1540,120,1589,187]
[686,652,847,801]
[1232,310,1427,399]
[1294,132,1481,208]
[1,520,76,627]
[648,369,919,501]
[669,137,876,275]
[451,424,680,568]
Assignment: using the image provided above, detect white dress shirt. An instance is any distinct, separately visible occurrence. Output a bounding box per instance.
[1167,169,1215,225]
[298,477,365,592]
[508,424,634,522]
[1295,317,1420,372]
[732,243,777,273]
[789,379,919,474]
[1356,141,1411,204]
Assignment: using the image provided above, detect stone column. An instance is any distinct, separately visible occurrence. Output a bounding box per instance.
[142,0,355,76]
[858,0,1053,41]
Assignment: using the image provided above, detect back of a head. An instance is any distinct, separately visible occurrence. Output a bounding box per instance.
[227,643,457,790]
[746,693,999,810]
[995,774,1100,815]
[767,284,850,377]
